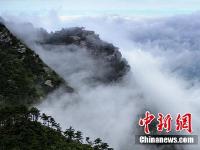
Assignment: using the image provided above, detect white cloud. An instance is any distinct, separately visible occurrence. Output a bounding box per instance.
[4,12,200,150]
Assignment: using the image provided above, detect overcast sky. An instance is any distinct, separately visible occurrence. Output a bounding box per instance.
[1,0,200,17]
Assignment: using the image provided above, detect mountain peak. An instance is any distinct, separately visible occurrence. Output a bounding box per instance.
[40,27,130,83]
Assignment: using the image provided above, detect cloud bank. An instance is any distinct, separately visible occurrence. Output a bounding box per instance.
[4,13,200,150]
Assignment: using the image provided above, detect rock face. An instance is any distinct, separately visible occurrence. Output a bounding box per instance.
[0,21,72,106]
[40,27,130,83]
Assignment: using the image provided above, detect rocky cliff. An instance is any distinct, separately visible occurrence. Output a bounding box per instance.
[39,27,130,83]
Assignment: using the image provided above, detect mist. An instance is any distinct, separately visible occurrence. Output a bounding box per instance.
[3,12,200,150]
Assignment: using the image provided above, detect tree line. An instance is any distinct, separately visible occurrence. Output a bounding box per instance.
[0,106,113,150]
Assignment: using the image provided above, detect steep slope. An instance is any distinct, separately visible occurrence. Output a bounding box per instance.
[0,21,72,106]
[0,20,129,150]
[4,21,130,84]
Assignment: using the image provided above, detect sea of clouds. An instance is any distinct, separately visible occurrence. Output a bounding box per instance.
[3,12,200,150]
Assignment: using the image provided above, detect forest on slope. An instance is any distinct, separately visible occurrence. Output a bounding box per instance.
[0,17,131,149]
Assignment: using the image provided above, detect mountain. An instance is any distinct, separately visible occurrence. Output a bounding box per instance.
[39,27,130,83]
[0,20,73,106]
[0,19,130,150]
[0,20,114,149]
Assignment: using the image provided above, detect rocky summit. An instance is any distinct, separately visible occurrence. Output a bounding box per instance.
[40,27,130,83]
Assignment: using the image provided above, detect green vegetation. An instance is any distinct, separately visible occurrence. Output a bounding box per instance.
[0,106,113,150]
[0,23,72,106]
[0,22,114,150]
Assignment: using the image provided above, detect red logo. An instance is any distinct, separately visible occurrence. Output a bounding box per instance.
[139,111,155,134]
[157,113,172,133]
[176,113,192,134]
[139,111,192,134]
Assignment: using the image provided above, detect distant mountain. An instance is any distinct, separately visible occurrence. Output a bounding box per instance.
[0,20,73,106]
